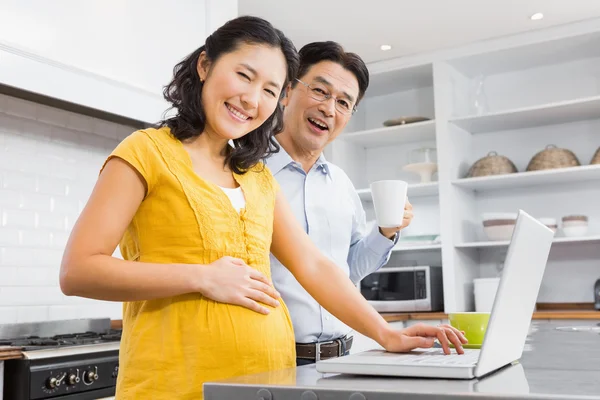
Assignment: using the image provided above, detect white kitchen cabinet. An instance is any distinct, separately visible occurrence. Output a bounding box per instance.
[0,0,237,124]
[328,19,600,313]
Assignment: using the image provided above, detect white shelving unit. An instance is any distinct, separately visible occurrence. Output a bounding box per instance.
[449,95,600,134]
[452,164,600,192]
[456,235,600,249]
[328,23,600,312]
[340,120,436,147]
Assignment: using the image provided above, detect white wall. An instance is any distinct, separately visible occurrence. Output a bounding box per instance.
[0,93,135,324]
[0,0,238,123]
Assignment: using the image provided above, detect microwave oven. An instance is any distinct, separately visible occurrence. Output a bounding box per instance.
[359,266,444,312]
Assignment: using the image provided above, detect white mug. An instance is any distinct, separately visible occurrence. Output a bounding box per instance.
[370,180,408,228]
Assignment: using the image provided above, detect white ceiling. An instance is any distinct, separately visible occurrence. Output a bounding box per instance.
[238,0,600,65]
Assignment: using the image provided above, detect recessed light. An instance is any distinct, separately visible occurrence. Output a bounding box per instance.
[530,13,544,20]
[380,44,392,51]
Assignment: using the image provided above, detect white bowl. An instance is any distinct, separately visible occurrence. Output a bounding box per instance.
[483,225,515,241]
[482,213,517,241]
[562,220,587,227]
[562,225,589,237]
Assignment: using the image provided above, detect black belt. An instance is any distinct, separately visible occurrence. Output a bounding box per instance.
[296,336,353,361]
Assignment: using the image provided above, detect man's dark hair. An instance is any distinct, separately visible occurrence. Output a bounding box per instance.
[293,41,369,104]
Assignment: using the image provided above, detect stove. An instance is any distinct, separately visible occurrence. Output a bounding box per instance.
[1,318,121,400]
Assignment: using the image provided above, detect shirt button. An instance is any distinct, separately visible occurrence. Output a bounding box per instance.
[326,316,330,321]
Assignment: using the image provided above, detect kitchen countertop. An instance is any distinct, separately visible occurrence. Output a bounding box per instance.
[203,320,600,399]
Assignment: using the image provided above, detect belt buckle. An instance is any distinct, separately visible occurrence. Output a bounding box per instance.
[314,339,335,362]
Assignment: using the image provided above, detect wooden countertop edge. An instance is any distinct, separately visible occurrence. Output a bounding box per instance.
[0,346,24,360]
[381,310,600,323]
[111,320,123,329]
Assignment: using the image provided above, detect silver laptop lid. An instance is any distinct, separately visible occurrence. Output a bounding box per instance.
[475,210,554,377]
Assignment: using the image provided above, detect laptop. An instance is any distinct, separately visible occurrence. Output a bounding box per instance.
[316,209,554,379]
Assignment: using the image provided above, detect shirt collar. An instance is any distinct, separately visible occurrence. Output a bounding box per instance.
[315,153,330,175]
[265,139,295,175]
[266,138,330,176]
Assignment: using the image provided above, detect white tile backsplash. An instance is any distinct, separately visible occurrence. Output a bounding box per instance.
[2,209,36,229]
[16,267,60,286]
[33,248,66,267]
[20,192,52,212]
[0,229,20,246]
[0,307,18,324]
[20,230,50,247]
[0,190,20,208]
[37,176,70,196]
[1,246,36,266]
[16,306,50,323]
[2,171,37,192]
[0,93,134,324]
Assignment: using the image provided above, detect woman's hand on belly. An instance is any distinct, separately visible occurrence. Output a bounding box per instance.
[193,256,281,315]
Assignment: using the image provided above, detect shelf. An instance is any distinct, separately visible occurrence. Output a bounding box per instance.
[452,164,600,192]
[449,95,600,134]
[448,30,600,77]
[340,120,436,147]
[356,182,439,201]
[392,243,442,252]
[456,235,600,249]
[366,63,433,98]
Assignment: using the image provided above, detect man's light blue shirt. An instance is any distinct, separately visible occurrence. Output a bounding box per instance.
[266,144,398,343]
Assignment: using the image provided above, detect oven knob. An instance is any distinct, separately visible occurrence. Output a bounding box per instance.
[46,377,58,389]
[86,371,98,381]
[83,367,99,384]
[68,373,80,385]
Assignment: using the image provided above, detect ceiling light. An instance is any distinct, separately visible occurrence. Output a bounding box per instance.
[380,44,392,51]
[530,13,544,21]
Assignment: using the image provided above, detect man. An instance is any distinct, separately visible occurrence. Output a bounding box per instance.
[266,41,413,366]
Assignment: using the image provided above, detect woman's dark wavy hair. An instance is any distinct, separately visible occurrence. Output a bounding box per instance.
[158,16,299,174]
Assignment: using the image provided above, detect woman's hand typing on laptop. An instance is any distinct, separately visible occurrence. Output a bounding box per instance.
[380,323,468,355]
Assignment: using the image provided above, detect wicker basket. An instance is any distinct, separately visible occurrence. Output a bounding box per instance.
[467,151,518,178]
[526,145,580,172]
[591,147,600,165]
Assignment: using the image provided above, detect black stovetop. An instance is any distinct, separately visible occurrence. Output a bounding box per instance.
[0,329,122,351]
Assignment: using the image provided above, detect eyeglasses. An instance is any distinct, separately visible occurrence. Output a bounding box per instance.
[294,78,357,115]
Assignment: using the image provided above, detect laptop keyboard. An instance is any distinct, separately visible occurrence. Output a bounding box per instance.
[364,348,480,366]
[407,348,480,365]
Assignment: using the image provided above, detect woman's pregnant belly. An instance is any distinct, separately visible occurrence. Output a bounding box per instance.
[116,294,296,398]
